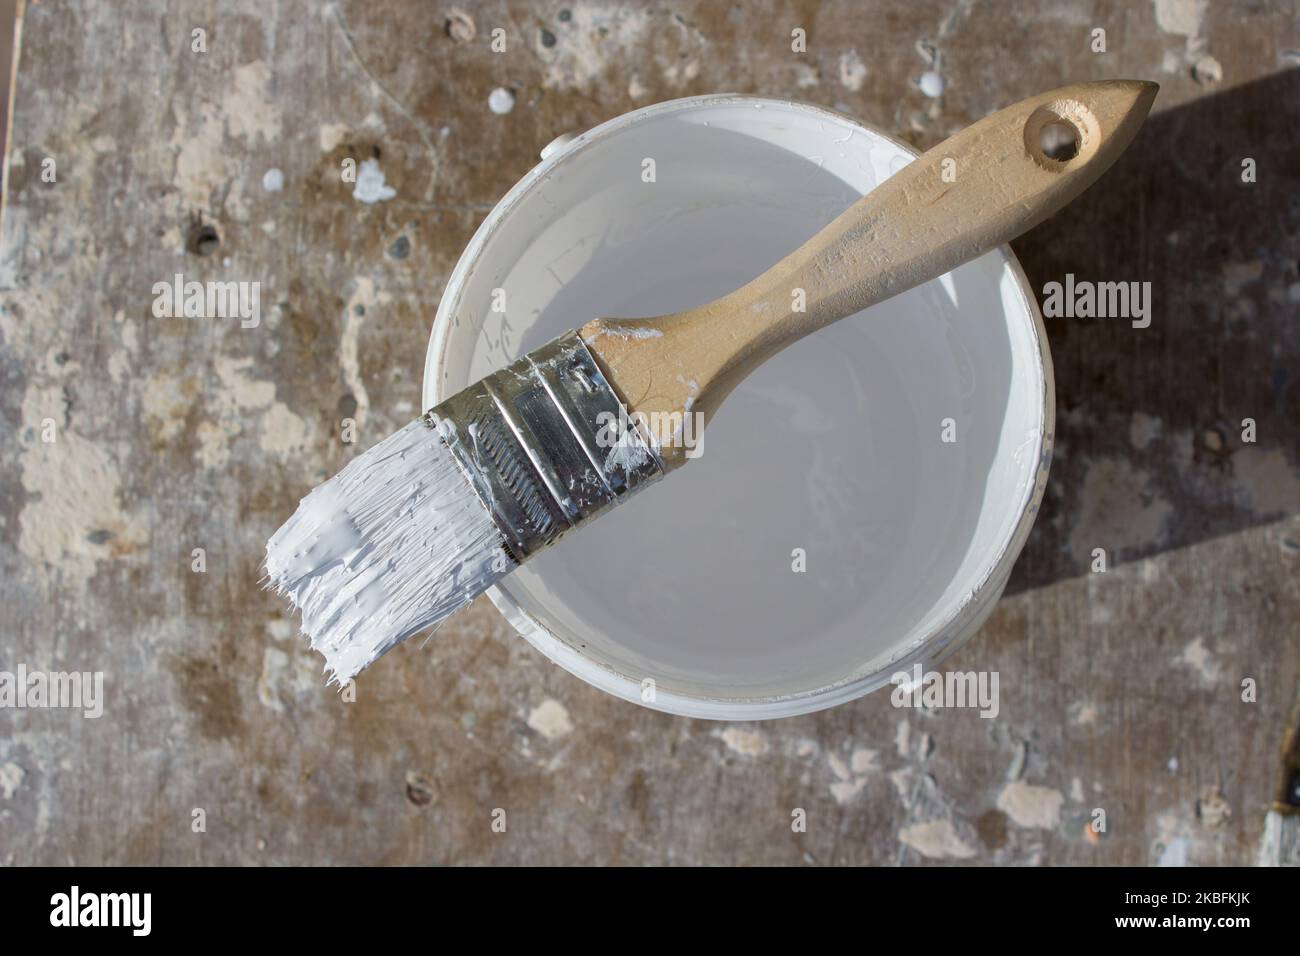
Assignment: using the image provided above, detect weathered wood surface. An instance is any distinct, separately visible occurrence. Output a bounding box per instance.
[0,0,1296,865]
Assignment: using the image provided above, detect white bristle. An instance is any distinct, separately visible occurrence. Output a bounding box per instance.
[265,418,512,685]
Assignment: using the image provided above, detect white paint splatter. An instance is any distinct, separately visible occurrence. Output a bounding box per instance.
[1069,458,1172,563]
[603,433,652,478]
[353,158,397,203]
[895,720,911,757]
[1152,0,1207,38]
[916,732,933,761]
[661,59,701,86]
[445,7,476,43]
[319,122,349,152]
[828,752,852,781]
[1158,835,1190,866]
[261,168,284,192]
[850,749,879,774]
[18,384,144,580]
[340,278,387,434]
[169,60,280,218]
[107,317,137,382]
[0,761,25,799]
[259,401,312,458]
[996,780,1065,829]
[793,63,819,88]
[539,6,653,91]
[257,646,321,711]
[826,749,876,803]
[838,49,867,91]
[719,727,769,757]
[225,61,281,143]
[899,819,977,859]
[488,87,516,115]
[258,648,292,712]
[1006,739,1028,780]
[1179,636,1221,687]
[527,699,574,740]
[1233,448,1300,516]
[1259,809,1288,864]
[170,104,233,216]
[830,778,867,804]
[1198,788,1231,827]
[140,374,187,441]
[204,356,313,466]
[211,356,275,408]
[1152,809,1195,866]
[1191,54,1222,85]
[918,71,945,97]
[583,323,663,343]
[889,767,915,804]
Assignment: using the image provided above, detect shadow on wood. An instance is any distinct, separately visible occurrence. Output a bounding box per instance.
[1005,68,1300,596]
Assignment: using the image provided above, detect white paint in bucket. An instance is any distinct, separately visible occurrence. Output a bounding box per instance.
[425,96,1053,720]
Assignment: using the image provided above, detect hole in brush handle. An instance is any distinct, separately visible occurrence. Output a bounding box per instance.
[1023,100,1100,171]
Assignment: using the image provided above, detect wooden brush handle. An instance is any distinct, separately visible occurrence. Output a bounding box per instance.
[581,80,1157,468]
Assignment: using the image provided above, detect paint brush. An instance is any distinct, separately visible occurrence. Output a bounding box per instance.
[266,80,1157,683]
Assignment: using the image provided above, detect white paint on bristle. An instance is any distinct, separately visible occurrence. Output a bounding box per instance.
[265,418,511,684]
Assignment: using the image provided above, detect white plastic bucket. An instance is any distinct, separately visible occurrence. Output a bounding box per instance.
[424,95,1053,720]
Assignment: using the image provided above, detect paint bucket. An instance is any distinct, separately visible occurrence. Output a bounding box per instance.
[424,95,1053,720]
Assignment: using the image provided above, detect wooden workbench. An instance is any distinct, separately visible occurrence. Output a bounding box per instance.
[0,0,1296,865]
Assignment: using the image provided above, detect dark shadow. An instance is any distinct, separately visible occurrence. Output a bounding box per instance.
[1004,69,1300,595]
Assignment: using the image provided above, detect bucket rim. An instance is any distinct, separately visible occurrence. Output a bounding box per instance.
[424,94,1055,720]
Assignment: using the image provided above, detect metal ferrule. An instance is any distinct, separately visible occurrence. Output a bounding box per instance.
[427,330,664,563]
